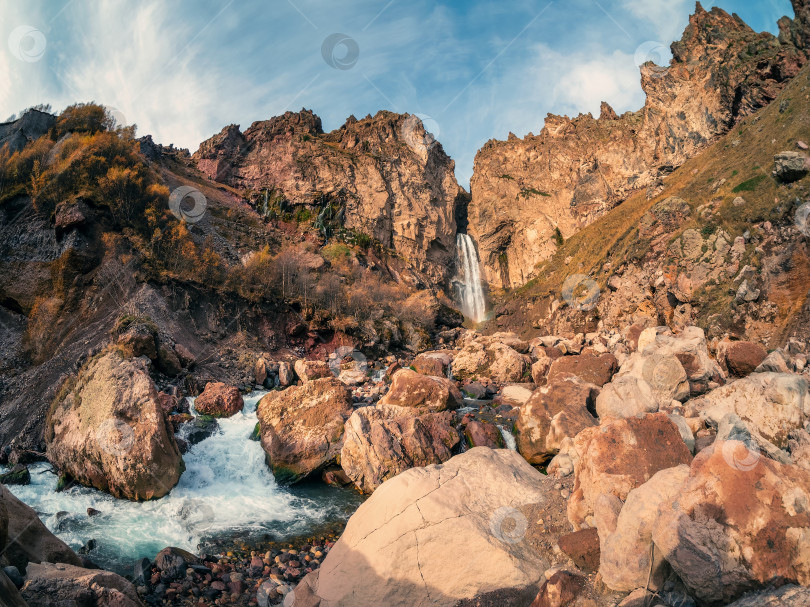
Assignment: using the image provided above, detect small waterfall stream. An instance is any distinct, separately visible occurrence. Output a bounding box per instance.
[455,233,486,322]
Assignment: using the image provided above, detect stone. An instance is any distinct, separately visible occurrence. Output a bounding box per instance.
[451,334,529,383]
[652,441,810,605]
[516,375,599,465]
[279,361,295,386]
[291,448,552,607]
[410,351,451,377]
[718,340,767,377]
[557,528,600,572]
[755,349,794,373]
[194,382,244,418]
[690,372,808,448]
[46,350,184,500]
[531,354,552,385]
[498,384,534,406]
[257,378,353,483]
[726,585,810,606]
[567,413,693,529]
[594,376,658,419]
[0,484,82,572]
[116,324,157,360]
[155,547,198,579]
[735,279,760,302]
[529,570,586,607]
[0,464,30,485]
[294,359,335,383]
[340,404,459,493]
[378,369,462,412]
[156,342,182,376]
[21,562,143,607]
[547,352,618,387]
[599,465,691,591]
[773,151,809,182]
[464,420,505,449]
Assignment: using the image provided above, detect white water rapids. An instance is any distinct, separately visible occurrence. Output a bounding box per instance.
[1,391,361,575]
[455,233,486,322]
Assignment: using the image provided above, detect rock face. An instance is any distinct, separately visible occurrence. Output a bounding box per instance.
[516,375,599,464]
[567,413,693,529]
[378,369,462,412]
[468,2,810,288]
[257,378,353,483]
[340,404,459,493]
[0,484,82,572]
[193,110,462,284]
[193,382,244,418]
[21,562,144,607]
[45,350,184,500]
[690,372,809,448]
[652,441,810,605]
[292,448,550,607]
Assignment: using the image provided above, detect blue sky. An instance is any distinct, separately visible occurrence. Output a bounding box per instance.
[0,0,794,186]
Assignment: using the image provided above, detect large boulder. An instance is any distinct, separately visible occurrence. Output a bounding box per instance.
[292,448,551,607]
[689,372,809,448]
[451,334,529,383]
[595,375,658,419]
[21,562,144,607]
[378,369,462,412]
[46,350,184,500]
[717,340,767,378]
[773,150,809,182]
[652,441,810,605]
[546,352,618,387]
[0,484,82,573]
[411,351,453,377]
[567,413,693,529]
[193,382,244,418]
[599,465,691,591]
[340,405,459,493]
[257,378,353,483]
[516,375,599,465]
[294,359,333,382]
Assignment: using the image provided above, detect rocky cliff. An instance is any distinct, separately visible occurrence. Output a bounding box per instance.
[469,0,810,289]
[194,110,463,285]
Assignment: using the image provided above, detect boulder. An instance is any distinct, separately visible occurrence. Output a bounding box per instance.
[154,546,199,579]
[567,413,693,529]
[378,369,462,412]
[0,484,82,573]
[278,361,295,386]
[294,359,332,382]
[531,353,552,385]
[516,375,599,465]
[0,569,27,607]
[116,324,156,360]
[557,528,600,572]
[0,464,31,485]
[291,448,551,607]
[46,350,184,500]
[599,465,691,591]
[595,376,658,419]
[257,378,353,483]
[452,334,529,383]
[755,348,794,373]
[690,372,808,448]
[652,441,810,605]
[773,151,809,182]
[155,342,182,376]
[21,562,143,607]
[726,585,810,606]
[340,404,459,493]
[464,420,505,449]
[529,570,586,607]
[546,352,618,387]
[718,341,767,377]
[193,382,243,418]
[411,351,452,377]
[498,384,534,407]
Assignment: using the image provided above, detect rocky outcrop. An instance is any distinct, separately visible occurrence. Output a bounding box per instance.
[193,382,244,418]
[653,441,810,605]
[469,2,810,289]
[291,448,551,607]
[0,109,56,153]
[451,332,530,383]
[378,368,462,412]
[45,350,184,500]
[256,378,353,483]
[21,562,144,607]
[193,110,462,284]
[340,404,459,493]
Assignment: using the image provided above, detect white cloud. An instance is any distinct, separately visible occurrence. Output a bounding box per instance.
[621,0,692,42]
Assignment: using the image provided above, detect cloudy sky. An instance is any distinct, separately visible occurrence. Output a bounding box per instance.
[0,0,794,186]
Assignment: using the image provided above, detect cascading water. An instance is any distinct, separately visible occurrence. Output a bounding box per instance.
[455,233,486,322]
[0,392,362,575]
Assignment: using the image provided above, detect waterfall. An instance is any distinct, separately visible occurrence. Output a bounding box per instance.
[455,233,486,322]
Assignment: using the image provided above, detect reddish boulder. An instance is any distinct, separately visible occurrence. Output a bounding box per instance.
[411,351,452,377]
[294,359,333,382]
[557,528,600,572]
[529,570,586,607]
[653,441,810,605]
[547,352,618,387]
[567,413,693,529]
[463,420,505,449]
[720,341,768,377]
[194,382,244,418]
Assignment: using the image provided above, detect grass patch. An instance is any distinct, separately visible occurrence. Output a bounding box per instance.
[732,175,767,193]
